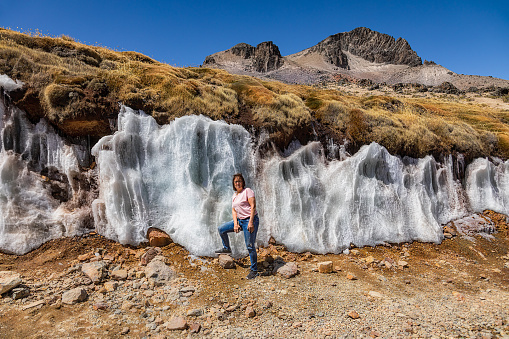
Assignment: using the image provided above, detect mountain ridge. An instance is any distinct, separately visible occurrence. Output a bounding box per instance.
[202,27,509,89]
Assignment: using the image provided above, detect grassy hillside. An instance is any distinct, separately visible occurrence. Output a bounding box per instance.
[1,28,508,161]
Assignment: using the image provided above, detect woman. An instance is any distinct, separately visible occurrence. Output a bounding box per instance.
[215,173,259,279]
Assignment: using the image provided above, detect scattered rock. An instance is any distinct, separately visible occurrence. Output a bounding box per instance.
[120,327,130,335]
[165,317,188,330]
[62,287,88,304]
[111,269,128,280]
[0,271,22,294]
[147,227,172,247]
[368,291,383,298]
[346,273,357,280]
[276,262,299,279]
[78,252,94,262]
[145,259,176,285]
[22,300,45,311]
[397,261,408,268]
[348,311,360,319]
[262,301,273,309]
[81,261,107,283]
[104,281,118,292]
[187,308,203,317]
[11,286,30,300]
[318,261,333,273]
[218,254,236,269]
[189,323,201,334]
[93,302,109,310]
[140,247,162,266]
[365,256,375,264]
[245,306,256,318]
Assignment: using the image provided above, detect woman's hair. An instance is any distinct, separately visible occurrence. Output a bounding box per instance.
[232,173,246,190]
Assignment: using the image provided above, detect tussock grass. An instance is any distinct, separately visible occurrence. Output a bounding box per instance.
[1,28,509,160]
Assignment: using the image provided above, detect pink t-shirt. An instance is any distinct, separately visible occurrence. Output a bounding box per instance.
[232,188,257,219]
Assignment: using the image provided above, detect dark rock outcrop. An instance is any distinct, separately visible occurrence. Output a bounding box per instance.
[203,41,283,73]
[310,27,422,68]
[252,41,283,72]
[231,43,256,59]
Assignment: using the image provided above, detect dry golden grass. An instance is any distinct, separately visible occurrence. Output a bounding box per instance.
[1,28,509,159]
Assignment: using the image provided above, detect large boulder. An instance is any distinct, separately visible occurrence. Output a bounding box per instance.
[62,287,88,304]
[147,227,172,247]
[0,271,22,294]
[145,258,176,285]
[140,247,162,266]
[81,261,107,283]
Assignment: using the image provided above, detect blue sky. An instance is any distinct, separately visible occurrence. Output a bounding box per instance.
[1,0,508,79]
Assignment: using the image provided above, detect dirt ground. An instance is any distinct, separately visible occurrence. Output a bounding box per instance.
[0,211,508,338]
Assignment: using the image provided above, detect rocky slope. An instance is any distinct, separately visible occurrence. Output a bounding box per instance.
[203,27,509,90]
[0,210,508,338]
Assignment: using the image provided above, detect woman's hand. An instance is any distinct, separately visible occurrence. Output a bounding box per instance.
[234,224,240,233]
[247,222,254,233]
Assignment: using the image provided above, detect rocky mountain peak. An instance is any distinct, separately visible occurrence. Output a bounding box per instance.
[230,43,256,59]
[252,41,283,72]
[311,27,422,68]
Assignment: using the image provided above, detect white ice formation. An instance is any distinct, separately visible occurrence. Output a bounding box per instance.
[0,79,90,254]
[2,74,509,256]
[92,107,509,257]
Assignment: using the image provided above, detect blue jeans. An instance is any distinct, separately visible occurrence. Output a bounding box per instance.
[218,215,259,272]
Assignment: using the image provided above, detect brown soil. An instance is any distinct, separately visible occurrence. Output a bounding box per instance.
[1,211,508,338]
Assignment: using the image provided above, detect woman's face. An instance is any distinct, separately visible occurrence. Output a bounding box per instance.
[234,178,244,192]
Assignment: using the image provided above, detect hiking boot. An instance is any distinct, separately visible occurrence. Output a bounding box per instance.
[247,271,259,280]
[215,248,232,254]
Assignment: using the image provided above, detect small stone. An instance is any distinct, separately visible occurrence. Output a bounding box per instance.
[0,271,22,294]
[351,249,360,255]
[93,302,109,310]
[21,300,45,311]
[245,306,256,318]
[145,259,176,285]
[397,260,408,268]
[81,261,107,284]
[348,311,360,319]
[318,261,333,274]
[368,291,383,298]
[62,287,88,304]
[78,252,94,262]
[120,327,130,335]
[226,305,237,312]
[365,256,375,264]
[262,301,273,309]
[140,247,162,266]
[189,323,201,333]
[11,287,30,300]
[135,271,146,279]
[277,262,298,279]
[165,317,187,330]
[370,331,381,337]
[292,321,303,328]
[218,254,235,269]
[104,281,118,292]
[147,227,172,247]
[346,273,357,280]
[111,269,128,280]
[187,308,203,317]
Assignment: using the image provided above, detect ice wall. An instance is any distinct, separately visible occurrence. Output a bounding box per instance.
[92,107,509,256]
[0,79,89,254]
[92,107,255,256]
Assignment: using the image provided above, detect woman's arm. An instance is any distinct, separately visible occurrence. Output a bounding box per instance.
[232,208,240,233]
[247,196,256,233]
